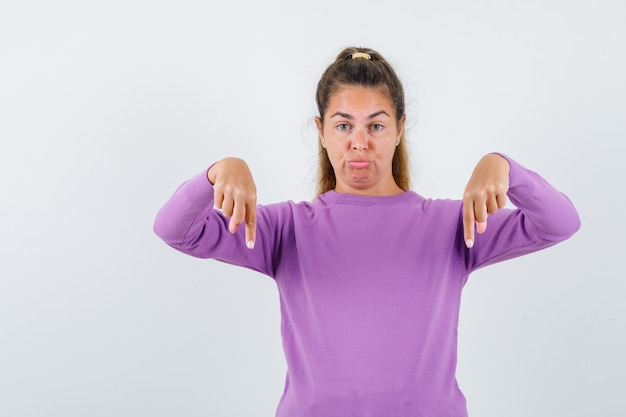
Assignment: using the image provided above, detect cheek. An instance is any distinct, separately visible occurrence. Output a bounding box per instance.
[324,134,348,153]
[325,144,349,169]
[325,145,342,163]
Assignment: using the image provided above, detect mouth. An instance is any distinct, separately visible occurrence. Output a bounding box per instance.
[347,159,371,170]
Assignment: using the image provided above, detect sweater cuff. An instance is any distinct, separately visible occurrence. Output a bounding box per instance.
[182,167,216,209]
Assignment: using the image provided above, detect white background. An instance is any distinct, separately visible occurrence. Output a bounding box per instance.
[1,1,624,416]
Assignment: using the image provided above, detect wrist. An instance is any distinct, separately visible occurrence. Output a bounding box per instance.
[489,152,511,175]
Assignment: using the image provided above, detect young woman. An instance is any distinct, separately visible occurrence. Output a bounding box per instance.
[154,47,580,417]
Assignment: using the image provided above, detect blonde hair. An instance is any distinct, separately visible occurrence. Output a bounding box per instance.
[315,47,410,196]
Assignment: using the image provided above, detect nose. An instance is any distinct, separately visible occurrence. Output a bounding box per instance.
[351,130,368,151]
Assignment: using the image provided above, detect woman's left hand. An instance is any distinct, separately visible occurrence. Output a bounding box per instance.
[462,153,511,248]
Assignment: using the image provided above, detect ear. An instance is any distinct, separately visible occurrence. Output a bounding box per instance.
[396,114,406,145]
[315,116,326,147]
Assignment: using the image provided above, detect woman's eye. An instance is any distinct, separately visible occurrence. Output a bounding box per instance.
[371,124,383,131]
[337,123,350,131]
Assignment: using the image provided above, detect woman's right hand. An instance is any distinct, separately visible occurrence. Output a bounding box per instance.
[208,157,257,249]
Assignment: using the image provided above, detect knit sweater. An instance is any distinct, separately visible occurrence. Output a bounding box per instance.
[153,156,580,417]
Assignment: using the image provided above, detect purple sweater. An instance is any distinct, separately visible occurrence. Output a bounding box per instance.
[154,156,580,417]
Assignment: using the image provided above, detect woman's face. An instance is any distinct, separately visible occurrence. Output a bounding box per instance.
[316,85,405,196]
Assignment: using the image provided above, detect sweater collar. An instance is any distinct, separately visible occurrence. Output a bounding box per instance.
[317,190,423,206]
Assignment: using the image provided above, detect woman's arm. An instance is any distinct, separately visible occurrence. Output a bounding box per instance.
[461,153,581,270]
[153,158,286,277]
[154,157,256,248]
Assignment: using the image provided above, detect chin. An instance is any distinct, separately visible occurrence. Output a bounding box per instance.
[350,177,372,185]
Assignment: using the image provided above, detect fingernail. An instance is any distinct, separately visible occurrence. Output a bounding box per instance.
[465,239,474,249]
[246,240,255,250]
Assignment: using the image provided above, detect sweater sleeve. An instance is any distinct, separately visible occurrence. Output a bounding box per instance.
[153,168,292,278]
[463,155,581,271]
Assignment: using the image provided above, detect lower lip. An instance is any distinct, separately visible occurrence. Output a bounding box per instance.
[348,161,371,169]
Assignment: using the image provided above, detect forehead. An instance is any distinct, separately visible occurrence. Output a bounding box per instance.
[326,85,394,116]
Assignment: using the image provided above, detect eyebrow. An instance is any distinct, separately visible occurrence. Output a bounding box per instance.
[330,110,391,120]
